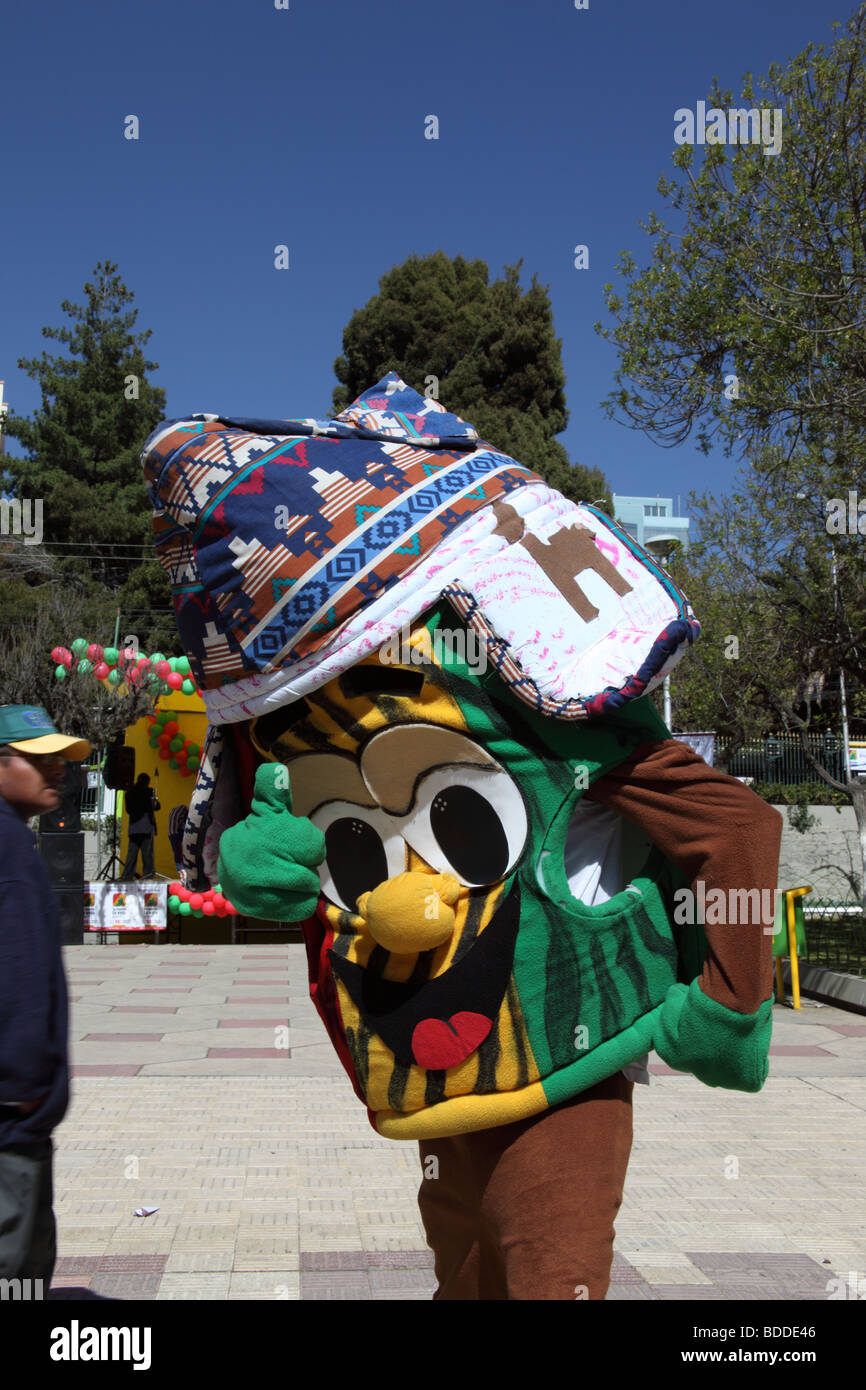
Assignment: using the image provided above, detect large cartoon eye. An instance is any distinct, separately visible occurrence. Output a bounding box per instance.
[401,766,527,887]
[310,802,406,913]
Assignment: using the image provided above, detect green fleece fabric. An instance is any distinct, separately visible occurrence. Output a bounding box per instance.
[218,763,325,920]
[653,977,773,1092]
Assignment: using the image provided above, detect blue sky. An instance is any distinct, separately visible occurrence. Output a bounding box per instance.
[0,0,840,515]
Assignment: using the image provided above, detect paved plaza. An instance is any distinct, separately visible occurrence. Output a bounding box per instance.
[50,942,866,1300]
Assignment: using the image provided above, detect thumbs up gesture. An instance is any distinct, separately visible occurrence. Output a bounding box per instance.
[217,763,326,922]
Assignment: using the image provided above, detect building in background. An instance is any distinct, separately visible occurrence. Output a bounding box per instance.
[612,495,689,556]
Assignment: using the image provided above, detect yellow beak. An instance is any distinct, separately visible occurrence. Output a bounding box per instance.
[356,871,461,953]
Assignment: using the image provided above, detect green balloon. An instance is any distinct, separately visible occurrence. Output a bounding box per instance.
[103,647,118,666]
[179,900,192,916]
[169,736,183,752]
[181,678,195,695]
[169,757,179,769]
[55,664,67,682]
[71,638,87,655]
[77,658,93,675]
[176,656,190,675]
[186,743,200,757]
[108,669,122,685]
[150,652,165,665]
[168,895,180,914]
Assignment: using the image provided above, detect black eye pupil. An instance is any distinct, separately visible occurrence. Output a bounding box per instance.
[430,785,509,883]
[326,818,388,911]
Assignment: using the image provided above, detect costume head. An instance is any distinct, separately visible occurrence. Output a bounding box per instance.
[142,374,702,1138]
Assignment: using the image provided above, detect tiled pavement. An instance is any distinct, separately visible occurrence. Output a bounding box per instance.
[53,943,866,1300]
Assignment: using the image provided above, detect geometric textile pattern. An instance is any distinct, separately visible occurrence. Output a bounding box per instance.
[141,373,540,692]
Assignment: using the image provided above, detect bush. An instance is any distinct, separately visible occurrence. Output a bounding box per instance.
[751,781,849,809]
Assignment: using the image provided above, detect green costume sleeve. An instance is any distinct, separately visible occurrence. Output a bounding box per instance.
[217,763,326,922]
[652,977,773,1092]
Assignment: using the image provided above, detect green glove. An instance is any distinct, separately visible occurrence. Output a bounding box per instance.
[652,977,773,1093]
[217,763,326,921]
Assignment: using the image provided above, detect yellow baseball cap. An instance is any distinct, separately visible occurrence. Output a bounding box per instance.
[0,705,91,760]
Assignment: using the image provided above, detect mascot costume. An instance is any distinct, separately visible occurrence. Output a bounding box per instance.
[141,373,782,1300]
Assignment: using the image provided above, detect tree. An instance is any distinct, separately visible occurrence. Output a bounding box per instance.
[595,5,866,484]
[0,565,159,753]
[333,252,611,509]
[2,260,176,651]
[669,460,866,910]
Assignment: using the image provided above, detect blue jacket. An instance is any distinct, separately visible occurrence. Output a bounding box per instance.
[0,795,69,1145]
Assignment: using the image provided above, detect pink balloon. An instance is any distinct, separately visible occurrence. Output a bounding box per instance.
[166,672,183,690]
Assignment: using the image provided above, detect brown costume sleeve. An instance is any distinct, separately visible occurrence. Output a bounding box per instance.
[586,739,782,1015]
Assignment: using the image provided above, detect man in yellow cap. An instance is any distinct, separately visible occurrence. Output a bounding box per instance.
[0,704,90,1293]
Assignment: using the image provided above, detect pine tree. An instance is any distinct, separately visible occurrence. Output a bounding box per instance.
[333,252,611,509]
[2,260,175,650]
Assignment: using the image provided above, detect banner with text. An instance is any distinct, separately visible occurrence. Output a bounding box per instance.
[83,881,167,932]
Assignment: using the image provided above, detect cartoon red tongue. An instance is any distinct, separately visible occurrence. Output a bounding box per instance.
[411,1012,492,1070]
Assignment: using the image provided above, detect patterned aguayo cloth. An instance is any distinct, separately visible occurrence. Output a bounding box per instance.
[141,373,699,726]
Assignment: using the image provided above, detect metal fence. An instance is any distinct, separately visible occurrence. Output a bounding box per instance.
[799,900,866,977]
[716,732,847,785]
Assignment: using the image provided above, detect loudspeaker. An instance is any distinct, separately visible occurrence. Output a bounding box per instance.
[39,761,84,834]
[53,886,84,945]
[40,832,85,886]
[103,742,135,792]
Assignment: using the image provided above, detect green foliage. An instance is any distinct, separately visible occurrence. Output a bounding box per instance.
[595,7,866,475]
[0,571,159,750]
[333,251,611,509]
[750,780,848,809]
[2,261,174,650]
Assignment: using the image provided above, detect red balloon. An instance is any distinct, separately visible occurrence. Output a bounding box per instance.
[94,662,110,680]
[167,672,184,690]
[158,748,171,760]
[189,894,203,910]
[169,882,183,896]
[163,721,179,736]
[202,901,215,916]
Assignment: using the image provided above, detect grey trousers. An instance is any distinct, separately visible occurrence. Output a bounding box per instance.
[0,1140,56,1288]
[122,833,155,879]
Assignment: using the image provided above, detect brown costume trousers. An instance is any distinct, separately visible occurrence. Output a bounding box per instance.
[416,739,781,1300]
[417,1072,634,1300]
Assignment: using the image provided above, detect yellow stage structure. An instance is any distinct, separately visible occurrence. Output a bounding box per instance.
[119,690,207,880]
